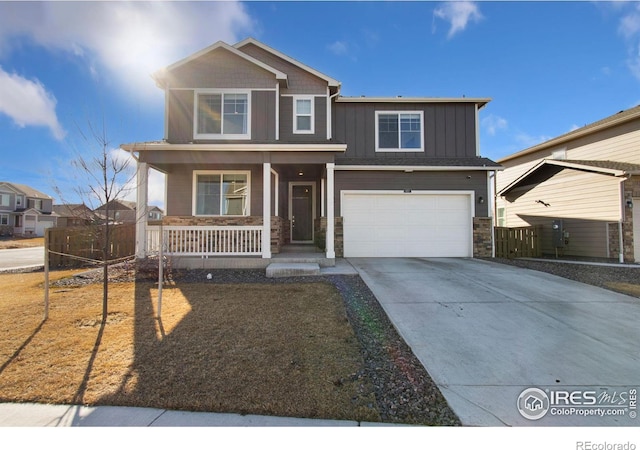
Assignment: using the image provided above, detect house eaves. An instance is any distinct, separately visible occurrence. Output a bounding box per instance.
[234,38,341,88]
[121,142,347,153]
[1,182,52,199]
[152,40,288,89]
[336,96,491,109]
[498,159,640,196]
[498,104,640,164]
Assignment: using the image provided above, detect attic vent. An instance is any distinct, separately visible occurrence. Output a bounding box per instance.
[551,148,567,160]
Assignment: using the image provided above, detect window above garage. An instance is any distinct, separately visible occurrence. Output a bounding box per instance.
[375,111,424,152]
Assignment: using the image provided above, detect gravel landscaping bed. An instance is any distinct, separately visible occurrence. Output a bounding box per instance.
[487,257,640,298]
[50,262,460,426]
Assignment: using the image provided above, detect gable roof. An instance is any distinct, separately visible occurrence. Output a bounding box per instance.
[499,104,640,163]
[94,199,137,211]
[498,159,640,196]
[153,40,288,89]
[234,38,341,88]
[0,181,52,199]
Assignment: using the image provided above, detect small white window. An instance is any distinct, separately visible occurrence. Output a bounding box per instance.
[375,111,424,152]
[497,207,506,227]
[193,171,250,216]
[0,214,8,225]
[294,97,314,134]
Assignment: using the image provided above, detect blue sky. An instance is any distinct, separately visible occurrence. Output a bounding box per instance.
[1,1,640,208]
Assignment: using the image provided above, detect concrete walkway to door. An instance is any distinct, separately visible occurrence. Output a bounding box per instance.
[348,258,640,426]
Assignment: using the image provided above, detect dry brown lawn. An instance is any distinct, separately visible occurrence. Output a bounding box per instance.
[0,271,380,422]
[0,237,45,250]
[605,282,640,298]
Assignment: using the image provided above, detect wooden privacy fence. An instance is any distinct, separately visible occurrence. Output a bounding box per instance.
[46,223,136,268]
[494,226,542,259]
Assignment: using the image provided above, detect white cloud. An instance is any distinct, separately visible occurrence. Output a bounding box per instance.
[433,1,483,39]
[328,40,349,56]
[619,3,640,39]
[515,132,553,149]
[0,66,65,140]
[481,114,508,136]
[0,2,254,101]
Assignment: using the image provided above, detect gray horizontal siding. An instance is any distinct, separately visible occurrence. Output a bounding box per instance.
[334,170,488,217]
[167,91,276,143]
[168,49,276,89]
[166,164,264,217]
[334,102,477,160]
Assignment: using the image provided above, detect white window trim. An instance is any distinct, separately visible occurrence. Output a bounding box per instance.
[293,95,315,134]
[192,170,252,217]
[375,111,424,152]
[0,213,8,225]
[0,192,10,208]
[193,89,252,140]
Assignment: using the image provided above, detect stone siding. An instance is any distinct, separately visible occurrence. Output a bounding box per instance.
[473,217,493,258]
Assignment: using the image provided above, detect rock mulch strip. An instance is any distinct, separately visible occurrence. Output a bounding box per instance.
[51,262,461,426]
[489,257,640,298]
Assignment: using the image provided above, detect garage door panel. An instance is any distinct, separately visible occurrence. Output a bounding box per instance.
[343,192,472,258]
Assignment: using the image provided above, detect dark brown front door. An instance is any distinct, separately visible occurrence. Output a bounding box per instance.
[291,184,313,242]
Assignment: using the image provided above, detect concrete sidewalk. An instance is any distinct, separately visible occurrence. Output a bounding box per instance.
[0,402,396,427]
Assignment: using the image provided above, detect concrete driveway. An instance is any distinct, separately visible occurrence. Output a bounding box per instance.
[0,246,44,271]
[348,258,640,426]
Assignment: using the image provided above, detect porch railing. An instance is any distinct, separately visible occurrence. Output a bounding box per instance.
[147,225,263,256]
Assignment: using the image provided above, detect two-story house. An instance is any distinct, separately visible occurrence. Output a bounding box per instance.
[122,38,500,267]
[496,105,640,263]
[0,181,57,236]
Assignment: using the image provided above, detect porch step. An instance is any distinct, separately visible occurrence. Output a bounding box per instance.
[265,262,321,278]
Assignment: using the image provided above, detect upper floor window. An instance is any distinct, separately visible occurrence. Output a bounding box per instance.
[0,193,9,207]
[375,111,424,152]
[293,96,314,134]
[194,91,250,140]
[28,199,43,210]
[193,171,250,216]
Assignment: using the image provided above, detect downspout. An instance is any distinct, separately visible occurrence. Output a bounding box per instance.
[618,175,631,263]
[327,85,341,140]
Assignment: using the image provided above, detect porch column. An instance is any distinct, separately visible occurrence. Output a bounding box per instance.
[326,163,335,259]
[135,161,148,258]
[262,162,272,259]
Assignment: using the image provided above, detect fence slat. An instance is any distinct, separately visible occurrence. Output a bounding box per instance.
[146,225,263,256]
[494,226,541,259]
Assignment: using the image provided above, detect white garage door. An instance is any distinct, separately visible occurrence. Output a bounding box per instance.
[342,191,473,257]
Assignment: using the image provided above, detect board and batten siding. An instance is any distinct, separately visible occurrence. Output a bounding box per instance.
[334,170,488,217]
[333,102,477,160]
[279,96,327,142]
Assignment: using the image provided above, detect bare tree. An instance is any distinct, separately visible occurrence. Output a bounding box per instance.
[57,118,135,323]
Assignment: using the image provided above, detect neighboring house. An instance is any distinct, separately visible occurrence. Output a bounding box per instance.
[148,206,164,221]
[0,181,57,236]
[122,38,500,265]
[93,200,137,224]
[495,105,640,263]
[52,203,96,227]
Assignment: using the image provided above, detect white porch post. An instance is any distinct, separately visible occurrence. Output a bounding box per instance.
[135,161,149,258]
[326,163,335,259]
[262,162,272,259]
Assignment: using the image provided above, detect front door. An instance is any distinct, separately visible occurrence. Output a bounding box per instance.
[290,183,315,242]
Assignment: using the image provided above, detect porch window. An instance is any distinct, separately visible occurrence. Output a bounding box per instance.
[375,111,424,152]
[194,91,250,139]
[293,96,314,134]
[0,214,8,225]
[193,171,250,216]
